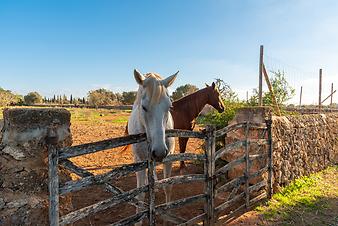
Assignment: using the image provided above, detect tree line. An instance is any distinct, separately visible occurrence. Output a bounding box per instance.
[0,72,297,108]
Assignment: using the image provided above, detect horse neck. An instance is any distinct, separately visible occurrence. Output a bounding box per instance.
[175,88,209,121]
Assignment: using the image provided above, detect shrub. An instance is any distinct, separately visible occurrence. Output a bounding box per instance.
[24,92,43,105]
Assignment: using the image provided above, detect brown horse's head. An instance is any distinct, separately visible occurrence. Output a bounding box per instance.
[206,82,225,113]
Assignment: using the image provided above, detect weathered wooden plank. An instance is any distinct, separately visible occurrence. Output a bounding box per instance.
[215,123,245,137]
[249,191,267,206]
[162,153,206,163]
[48,145,59,226]
[109,210,148,226]
[266,119,273,199]
[60,185,149,225]
[205,125,216,226]
[60,161,147,195]
[215,122,266,137]
[214,141,245,160]
[59,129,205,159]
[249,153,267,160]
[215,176,245,196]
[214,192,245,214]
[148,160,156,226]
[60,159,148,209]
[178,213,206,226]
[59,133,147,159]
[166,129,206,139]
[59,159,92,177]
[155,174,205,189]
[215,155,246,178]
[216,204,246,226]
[156,194,206,212]
[159,213,186,225]
[249,166,268,179]
[244,123,250,209]
[248,139,269,146]
[248,180,267,193]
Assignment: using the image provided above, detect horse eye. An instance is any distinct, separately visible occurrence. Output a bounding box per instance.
[142,106,148,112]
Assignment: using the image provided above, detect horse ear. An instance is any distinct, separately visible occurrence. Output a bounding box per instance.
[134,69,145,85]
[162,71,179,88]
[205,83,209,87]
[212,82,216,89]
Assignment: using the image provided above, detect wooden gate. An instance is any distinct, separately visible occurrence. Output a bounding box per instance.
[47,121,272,225]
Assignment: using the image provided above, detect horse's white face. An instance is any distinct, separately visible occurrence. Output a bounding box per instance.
[134,69,178,161]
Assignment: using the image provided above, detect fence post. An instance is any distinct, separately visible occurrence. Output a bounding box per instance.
[266,119,273,199]
[205,125,216,225]
[319,69,322,112]
[259,45,264,106]
[48,143,59,226]
[147,160,156,226]
[244,122,250,208]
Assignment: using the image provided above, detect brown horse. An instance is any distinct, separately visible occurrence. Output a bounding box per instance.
[171,82,225,172]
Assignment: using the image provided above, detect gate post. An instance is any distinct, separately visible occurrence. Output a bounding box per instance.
[47,126,60,226]
[266,119,273,199]
[147,160,156,225]
[244,122,250,208]
[205,125,216,225]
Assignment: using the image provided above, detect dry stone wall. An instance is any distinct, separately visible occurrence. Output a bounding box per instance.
[272,113,338,190]
[221,108,338,192]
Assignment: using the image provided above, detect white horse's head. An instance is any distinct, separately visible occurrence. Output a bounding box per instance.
[133,69,178,161]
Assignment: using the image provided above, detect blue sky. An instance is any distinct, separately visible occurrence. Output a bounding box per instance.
[0,0,337,104]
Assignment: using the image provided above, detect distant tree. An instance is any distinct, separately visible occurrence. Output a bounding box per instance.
[52,95,56,103]
[70,94,73,104]
[88,88,118,107]
[171,84,199,101]
[62,94,68,104]
[121,91,137,105]
[0,88,22,106]
[214,78,238,102]
[82,97,86,104]
[24,92,43,105]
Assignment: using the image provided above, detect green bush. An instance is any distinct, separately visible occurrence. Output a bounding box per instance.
[198,100,248,128]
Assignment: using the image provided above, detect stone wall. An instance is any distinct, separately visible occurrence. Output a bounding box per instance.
[272,113,338,190]
[221,108,338,192]
[0,108,73,225]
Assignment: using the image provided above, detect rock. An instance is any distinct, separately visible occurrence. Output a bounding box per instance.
[2,146,25,160]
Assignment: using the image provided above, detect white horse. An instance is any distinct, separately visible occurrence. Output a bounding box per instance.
[128,69,178,225]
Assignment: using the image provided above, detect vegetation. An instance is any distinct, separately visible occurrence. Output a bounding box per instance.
[171,84,199,101]
[256,166,338,225]
[121,91,137,105]
[87,88,119,107]
[249,70,295,106]
[0,88,23,106]
[24,92,43,105]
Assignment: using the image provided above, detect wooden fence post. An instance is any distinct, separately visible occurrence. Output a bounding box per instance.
[244,122,250,208]
[266,119,273,199]
[48,144,59,226]
[147,160,156,226]
[205,125,216,225]
[259,45,264,106]
[299,86,303,110]
[330,83,334,106]
[319,69,322,112]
